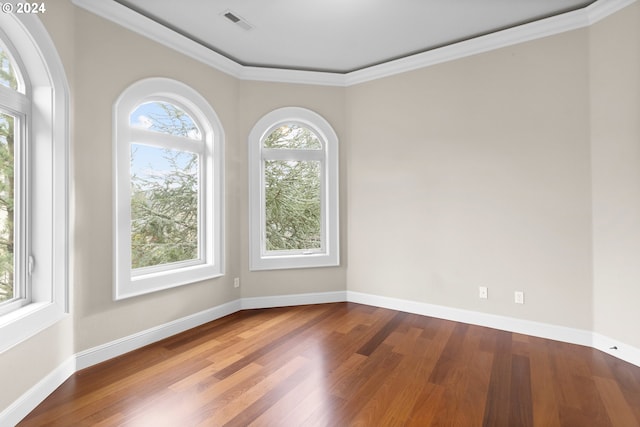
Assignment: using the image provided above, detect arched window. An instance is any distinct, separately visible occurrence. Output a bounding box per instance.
[249,107,339,270]
[0,13,69,352]
[114,78,224,299]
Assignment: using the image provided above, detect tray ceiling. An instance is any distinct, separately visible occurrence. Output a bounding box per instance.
[114,0,596,74]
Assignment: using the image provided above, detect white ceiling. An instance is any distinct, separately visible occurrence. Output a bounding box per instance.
[114,0,595,74]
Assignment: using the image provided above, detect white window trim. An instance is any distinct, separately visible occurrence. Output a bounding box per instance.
[113,78,224,300]
[249,107,339,270]
[0,13,70,353]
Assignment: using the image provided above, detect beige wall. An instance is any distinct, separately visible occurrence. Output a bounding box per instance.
[346,30,594,329]
[590,2,640,348]
[2,0,640,417]
[236,81,348,298]
[71,8,242,351]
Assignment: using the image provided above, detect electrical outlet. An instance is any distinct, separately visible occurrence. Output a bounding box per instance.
[233,277,240,288]
[515,291,524,304]
[479,286,488,299]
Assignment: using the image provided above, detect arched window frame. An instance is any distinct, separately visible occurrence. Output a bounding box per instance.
[0,13,70,352]
[113,78,224,300]
[249,107,339,270]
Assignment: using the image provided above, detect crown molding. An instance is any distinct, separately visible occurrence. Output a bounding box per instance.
[238,66,346,87]
[345,0,636,85]
[343,11,591,86]
[71,0,243,77]
[72,0,637,87]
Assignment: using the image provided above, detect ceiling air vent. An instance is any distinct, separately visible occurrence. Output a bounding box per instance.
[222,10,253,31]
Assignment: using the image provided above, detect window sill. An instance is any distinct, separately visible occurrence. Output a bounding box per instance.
[115,263,224,300]
[250,252,339,271]
[0,302,67,353]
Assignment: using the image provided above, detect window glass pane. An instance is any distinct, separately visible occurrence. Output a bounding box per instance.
[263,124,321,150]
[130,101,202,140]
[130,143,199,269]
[0,45,20,92]
[0,112,15,303]
[264,160,321,251]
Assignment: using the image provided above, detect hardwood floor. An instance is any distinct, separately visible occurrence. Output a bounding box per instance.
[19,303,640,426]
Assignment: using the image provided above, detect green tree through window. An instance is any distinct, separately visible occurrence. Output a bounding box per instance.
[0,112,14,303]
[0,47,17,303]
[249,107,338,270]
[263,125,322,251]
[129,102,200,269]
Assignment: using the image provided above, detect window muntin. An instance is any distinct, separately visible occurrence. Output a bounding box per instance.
[261,123,326,256]
[130,143,200,271]
[114,78,224,300]
[249,107,339,270]
[128,100,204,273]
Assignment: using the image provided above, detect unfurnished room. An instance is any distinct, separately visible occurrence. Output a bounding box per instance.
[1,0,640,425]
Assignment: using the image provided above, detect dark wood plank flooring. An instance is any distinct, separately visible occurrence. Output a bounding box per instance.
[19,302,640,426]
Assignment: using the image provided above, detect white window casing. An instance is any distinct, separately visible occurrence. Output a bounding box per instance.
[249,107,339,270]
[0,13,70,353]
[113,78,224,300]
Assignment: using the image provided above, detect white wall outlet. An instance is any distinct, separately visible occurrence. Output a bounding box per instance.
[515,291,524,304]
[233,277,240,288]
[479,286,488,299]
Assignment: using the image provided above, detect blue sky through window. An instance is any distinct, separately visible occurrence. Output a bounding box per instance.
[0,45,19,91]
[130,101,201,139]
[130,143,197,188]
[129,101,201,179]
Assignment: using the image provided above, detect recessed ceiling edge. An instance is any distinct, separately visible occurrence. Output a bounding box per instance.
[71,0,637,87]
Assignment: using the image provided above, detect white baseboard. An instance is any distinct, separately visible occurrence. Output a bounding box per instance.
[346,291,640,367]
[241,291,347,310]
[4,290,640,426]
[0,356,76,427]
[346,291,594,346]
[2,299,242,426]
[592,332,640,368]
[76,299,241,370]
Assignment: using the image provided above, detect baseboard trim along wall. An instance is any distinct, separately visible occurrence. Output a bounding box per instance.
[346,291,594,347]
[1,357,76,427]
[0,300,241,427]
[345,291,640,367]
[3,290,639,426]
[241,291,347,310]
[75,300,242,371]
